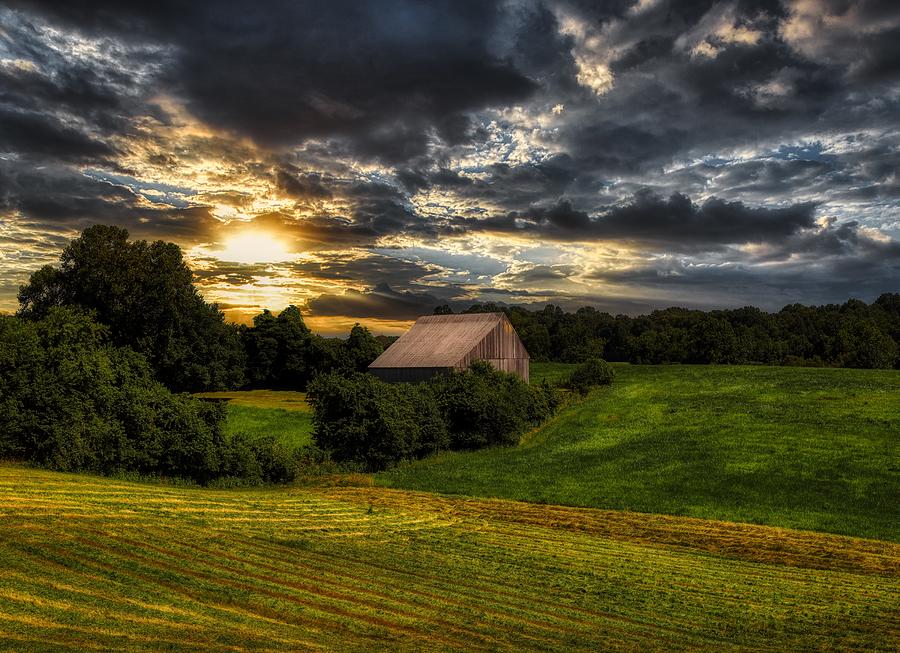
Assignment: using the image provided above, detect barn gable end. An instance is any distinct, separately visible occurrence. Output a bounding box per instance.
[368,313,530,383]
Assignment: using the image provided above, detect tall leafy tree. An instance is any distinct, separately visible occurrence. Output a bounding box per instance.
[18,225,245,392]
[243,305,321,388]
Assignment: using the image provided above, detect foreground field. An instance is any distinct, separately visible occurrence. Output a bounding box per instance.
[0,466,897,652]
[382,364,900,541]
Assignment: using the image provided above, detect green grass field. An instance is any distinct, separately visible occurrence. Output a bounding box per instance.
[381,364,900,541]
[1,465,897,652]
[195,390,314,450]
[529,361,579,386]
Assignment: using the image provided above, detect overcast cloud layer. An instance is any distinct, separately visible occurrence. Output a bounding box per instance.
[1,0,898,332]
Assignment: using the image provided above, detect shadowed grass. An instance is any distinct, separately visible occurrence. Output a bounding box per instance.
[380,364,900,542]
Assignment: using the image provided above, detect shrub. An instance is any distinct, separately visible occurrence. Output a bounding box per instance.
[565,358,615,395]
[1,308,245,484]
[431,361,557,449]
[307,362,559,470]
[307,372,448,471]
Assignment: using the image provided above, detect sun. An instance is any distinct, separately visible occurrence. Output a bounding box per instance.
[218,232,294,264]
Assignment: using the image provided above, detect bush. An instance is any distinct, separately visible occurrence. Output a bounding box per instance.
[0,308,318,485]
[307,372,448,471]
[432,361,557,449]
[565,358,615,395]
[307,362,559,470]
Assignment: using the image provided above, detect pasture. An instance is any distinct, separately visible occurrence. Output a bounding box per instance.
[195,390,313,450]
[0,465,897,652]
[381,364,900,541]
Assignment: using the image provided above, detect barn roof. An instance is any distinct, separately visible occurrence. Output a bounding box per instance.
[369,313,524,369]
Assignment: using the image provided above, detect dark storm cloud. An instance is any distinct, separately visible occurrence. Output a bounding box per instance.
[306,283,443,320]
[400,155,580,210]
[506,0,895,201]
[8,0,536,161]
[287,252,442,287]
[0,161,218,242]
[274,168,333,201]
[583,215,900,309]
[2,0,899,316]
[0,108,117,164]
[459,192,818,249]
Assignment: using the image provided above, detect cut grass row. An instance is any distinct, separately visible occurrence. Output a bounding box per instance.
[381,364,900,542]
[1,465,898,652]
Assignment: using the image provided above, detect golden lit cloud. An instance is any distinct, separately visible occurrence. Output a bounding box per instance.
[216,232,295,264]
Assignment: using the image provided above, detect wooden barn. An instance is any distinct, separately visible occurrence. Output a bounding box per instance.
[368,313,530,383]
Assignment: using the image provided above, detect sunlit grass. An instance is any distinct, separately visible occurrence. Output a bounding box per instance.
[194,390,309,411]
[0,465,897,652]
[382,364,900,541]
[194,391,313,450]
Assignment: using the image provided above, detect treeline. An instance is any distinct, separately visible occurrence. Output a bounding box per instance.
[17,225,386,394]
[443,296,900,369]
[0,307,326,485]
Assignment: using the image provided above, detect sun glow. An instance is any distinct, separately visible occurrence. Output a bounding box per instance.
[218,232,294,264]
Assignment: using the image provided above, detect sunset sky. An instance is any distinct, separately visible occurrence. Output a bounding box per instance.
[1,0,898,334]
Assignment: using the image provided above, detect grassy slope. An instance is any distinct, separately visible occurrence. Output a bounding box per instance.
[195,390,313,450]
[1,465,897,652]
[529,362,579,385]
[380,364,900,541]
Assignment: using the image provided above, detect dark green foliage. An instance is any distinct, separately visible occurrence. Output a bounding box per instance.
[307,362,559,470]
[455,295,900,368]
[242,311,383,388]
[243,306,315,388]
[431,361,558,449]
[17,225,245,392]
[565,358,615,395]
[307,372,448,470]
[0,308,321,485]
[837,318,898,369]
[343,324,384,372]
[0,308,224,481]
[218,435,333,485]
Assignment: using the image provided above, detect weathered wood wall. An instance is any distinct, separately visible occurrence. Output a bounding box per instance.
[369,366,452,383]
[456,319,529,382]
[369,313,529,383]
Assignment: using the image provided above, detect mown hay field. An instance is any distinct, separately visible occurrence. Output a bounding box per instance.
[1,465,898,652]
[382,364,900,541]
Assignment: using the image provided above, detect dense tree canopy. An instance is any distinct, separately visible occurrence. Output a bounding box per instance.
[0,307,228,480]
[458,296,900,369]
[241,309,383,389]
[18,225,245,392]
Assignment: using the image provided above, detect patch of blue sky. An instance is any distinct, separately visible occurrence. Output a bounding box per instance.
[770,142,835,163]
[372,246,508,279]
[83,169,196,208]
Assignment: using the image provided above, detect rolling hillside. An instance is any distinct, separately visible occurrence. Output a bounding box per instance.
[381,364,900,541]
[1,466,898,652]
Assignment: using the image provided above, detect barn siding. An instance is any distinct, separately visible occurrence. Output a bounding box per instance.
[369,313,529,383]
[369,367,452,383]
[457,320,529,382]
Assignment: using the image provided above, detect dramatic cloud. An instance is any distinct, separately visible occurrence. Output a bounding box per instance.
[1,0,898,325]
